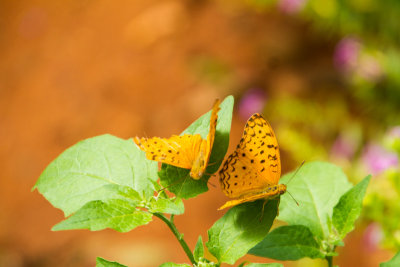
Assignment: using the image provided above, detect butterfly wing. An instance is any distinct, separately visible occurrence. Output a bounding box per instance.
[218,187,283,210]
[219,113,281,198]
[134,134,203,169]
[204,99,221,164]
[188,99,221,179]
[135,99,221,179]
[239,113,281,184]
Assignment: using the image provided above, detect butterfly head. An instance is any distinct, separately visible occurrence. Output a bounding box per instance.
[190,169,202,180]
[278,184,287,195]
[190,158,205,180]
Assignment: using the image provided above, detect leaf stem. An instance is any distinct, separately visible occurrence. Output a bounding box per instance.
[154,213,196,265]
[326,255,333,267]
[326,244,336,267]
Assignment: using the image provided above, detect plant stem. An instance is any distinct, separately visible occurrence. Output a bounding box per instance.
[154,213,196,265]
[326,244,336,267]
[326,255,333,267]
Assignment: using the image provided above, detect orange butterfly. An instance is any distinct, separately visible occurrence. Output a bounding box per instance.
[218,113,286,210]
[134,99,220,180]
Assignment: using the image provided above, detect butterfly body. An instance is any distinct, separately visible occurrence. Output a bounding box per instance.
[218,113,285,210]
[134,99,220,180]
[190,144,207,179]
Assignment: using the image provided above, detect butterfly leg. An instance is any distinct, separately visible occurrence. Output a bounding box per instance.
[204,172,217,177]
[276,197,281,217]
[258,199,269,222]
[206,156,224,167]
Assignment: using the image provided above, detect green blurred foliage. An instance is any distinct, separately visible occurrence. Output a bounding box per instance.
[236,0,400,253]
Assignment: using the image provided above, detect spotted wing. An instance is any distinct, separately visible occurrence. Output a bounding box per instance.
[204,99,221,165]
[133,134,203,169]
[218,189,281,210]
[219,113,281,198]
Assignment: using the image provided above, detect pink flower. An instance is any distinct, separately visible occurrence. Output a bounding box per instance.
[388,126,400,139]
[363,223,383,252]
[330,134,357,160]
[334,37,361,73]
[362,144,398,175]
[278,0,307,14]
[238,88,267,120]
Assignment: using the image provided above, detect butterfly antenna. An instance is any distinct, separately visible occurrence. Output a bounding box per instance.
[157,177,186,193]
[287,190,299,206]
[207,155,226,167]
[286,160,305,185]
[207,180,216,188]
[207,161,218,167]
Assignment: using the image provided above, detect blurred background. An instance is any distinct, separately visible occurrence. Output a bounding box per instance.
[1,0,399,266]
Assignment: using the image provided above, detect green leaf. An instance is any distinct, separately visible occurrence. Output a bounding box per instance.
[89,184,143,204]
[34,134,158,216]
[158,166,205,199]
[148,196,184,215]
[96,257,127,267]
[52,199,152,232]
[238,263,283,267]
[249,225,325,260]
[194,236,204,262]
[332,175,371,239]
[159,95,234,199]
[206,199,278,264]
[381,251,400,267]
[159,263,191,267]
[278,162,352,239]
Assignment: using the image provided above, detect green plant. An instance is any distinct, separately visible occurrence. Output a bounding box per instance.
[33,95,373,266]
[380,251,400,267]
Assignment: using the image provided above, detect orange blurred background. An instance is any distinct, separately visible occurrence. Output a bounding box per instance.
[0,1,394,266]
